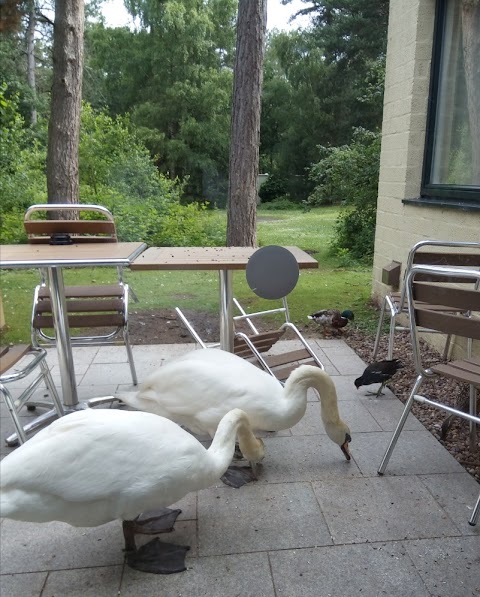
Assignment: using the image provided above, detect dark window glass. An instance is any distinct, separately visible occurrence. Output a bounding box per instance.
[422,0,480,203]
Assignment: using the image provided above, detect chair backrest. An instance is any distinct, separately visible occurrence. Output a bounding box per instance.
[233,245,300,334]
[24,204,117,244]
[406,265,480,375]
[398,240,480,306]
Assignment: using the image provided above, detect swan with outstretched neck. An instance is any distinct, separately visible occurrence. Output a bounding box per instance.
[118,348,352,461]
[0,407,264,574]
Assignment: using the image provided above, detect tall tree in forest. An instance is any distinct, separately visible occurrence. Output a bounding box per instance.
[227,0,267,247]
[46,0,84,205]
[25,0,37,124]
[259,1,388,196]
[93,0,237,202]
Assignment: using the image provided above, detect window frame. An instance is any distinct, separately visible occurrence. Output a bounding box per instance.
[420,0,480,206]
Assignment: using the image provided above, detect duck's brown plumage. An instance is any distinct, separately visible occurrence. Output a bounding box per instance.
[308,309,354,335]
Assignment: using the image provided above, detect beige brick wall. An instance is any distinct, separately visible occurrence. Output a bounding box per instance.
[373,0,480,357]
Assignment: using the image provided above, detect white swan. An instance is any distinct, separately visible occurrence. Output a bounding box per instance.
[119,348,352,461]
[0,407,264,574]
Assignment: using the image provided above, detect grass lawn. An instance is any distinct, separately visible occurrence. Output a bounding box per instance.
[0,207,377,344]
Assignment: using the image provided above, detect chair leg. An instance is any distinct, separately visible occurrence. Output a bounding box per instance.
[123,328,138,386]
[39,359,65,416]
[469,385,477,453]
[378,374,424,475]
[5,409,60,447]
[1,385,28,444]
[386,313,396,361]
[372,298,387,359]
[468,492,480,526]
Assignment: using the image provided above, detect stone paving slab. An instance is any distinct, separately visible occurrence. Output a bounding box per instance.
[268,542,431,597]
[121,552,275,597]
[0,572,48,597]
[417,473,480,535]
[403,535,480,597]
[197,482,332,556]
[351,429,467,477]
[259,435,362,483]
[41,566,123,597]
[312,475,460,544]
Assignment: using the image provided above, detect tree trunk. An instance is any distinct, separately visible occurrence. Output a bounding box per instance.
[46,0,84,208]
[26,0,37,125]
[462,0,480,184]
[226,0,267,247]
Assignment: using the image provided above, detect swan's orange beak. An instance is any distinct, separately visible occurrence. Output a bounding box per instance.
[341,433,352,461]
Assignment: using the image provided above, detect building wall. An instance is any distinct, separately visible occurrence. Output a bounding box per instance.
[373,0,480,357]
[374,0,479,299]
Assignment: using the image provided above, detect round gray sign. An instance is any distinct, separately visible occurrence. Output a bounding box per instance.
[246,245,299,299]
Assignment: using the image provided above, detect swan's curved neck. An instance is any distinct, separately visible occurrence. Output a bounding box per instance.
[208,410,260,476]
[284,368,342,425]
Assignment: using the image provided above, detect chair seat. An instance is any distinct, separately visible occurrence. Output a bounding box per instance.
[233,330,286,358]
[0,344,32,375]
[431,357,480,386]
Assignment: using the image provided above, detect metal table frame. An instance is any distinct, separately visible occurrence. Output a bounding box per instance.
[130,246,318,352]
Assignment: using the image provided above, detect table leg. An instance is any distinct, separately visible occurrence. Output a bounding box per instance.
[219,269,234,352]
[47,267,79,407]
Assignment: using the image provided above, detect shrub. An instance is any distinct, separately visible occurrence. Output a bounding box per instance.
[258,173,289,203]
[260,196,301,211]
[308,127,380,262]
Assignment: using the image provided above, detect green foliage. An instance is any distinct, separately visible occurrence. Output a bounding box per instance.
[308,128,381,262]
[0,96,225,247]
[258,173,289,203]
[260,5,387,188]
[79,103,172,202]
[333,205,377,263]
[0,85,47,243]
[84,0,237,200]
[260,197,301,211]
[151,202,225,247]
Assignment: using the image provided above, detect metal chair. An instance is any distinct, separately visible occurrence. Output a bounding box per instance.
[24,204,138,385]
[373,240,480,360]
[377,264,480,526]
[176,246,324,384]
[0,344,64,445]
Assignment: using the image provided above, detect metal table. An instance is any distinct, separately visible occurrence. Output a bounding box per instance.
[0,242,146,411]
[130,246,318,351]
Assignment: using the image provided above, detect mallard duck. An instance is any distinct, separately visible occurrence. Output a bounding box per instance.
[0,407,264,574]
[354,359,404,398]
[308,309,354,335]
[118,347,352,462]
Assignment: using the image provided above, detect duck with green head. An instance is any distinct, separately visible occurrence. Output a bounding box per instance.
[308,309,354,336]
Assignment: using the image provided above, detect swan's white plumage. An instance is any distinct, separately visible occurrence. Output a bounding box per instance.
[0,407,262,527]
[119,348,351,451]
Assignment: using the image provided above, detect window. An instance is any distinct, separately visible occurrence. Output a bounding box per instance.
[422,0,480,206]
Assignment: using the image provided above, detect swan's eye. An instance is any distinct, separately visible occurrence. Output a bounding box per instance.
[345,433,352,443]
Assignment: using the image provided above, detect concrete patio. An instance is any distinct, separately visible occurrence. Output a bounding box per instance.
[1,338,479,596]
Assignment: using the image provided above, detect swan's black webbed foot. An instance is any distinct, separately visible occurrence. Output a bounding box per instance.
[133,507,181,534]
[221,465,258,488]
[126,538,190,574]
